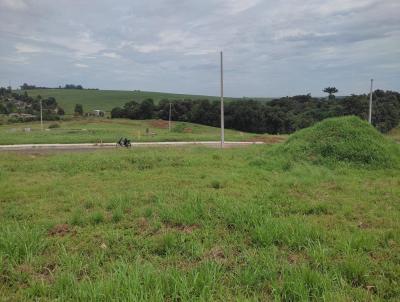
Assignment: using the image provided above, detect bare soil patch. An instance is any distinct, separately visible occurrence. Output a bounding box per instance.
[48,224,74,237]
[165,222,200,234]
[149,120,170,129]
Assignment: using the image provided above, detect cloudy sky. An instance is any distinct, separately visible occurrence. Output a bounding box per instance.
[0,0,399,97]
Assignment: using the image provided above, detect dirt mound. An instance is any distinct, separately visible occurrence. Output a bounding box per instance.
[276,116,400,168]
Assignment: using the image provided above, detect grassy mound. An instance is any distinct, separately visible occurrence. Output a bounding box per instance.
[277,116,400,168]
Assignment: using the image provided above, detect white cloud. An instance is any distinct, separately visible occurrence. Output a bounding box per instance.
[15,43,42,53]
[133,44,161,53]
[0,0,27,11]
[222,0,261,14]
[74,63,89,68]
[102,52,121,59]
[0,55,29,64]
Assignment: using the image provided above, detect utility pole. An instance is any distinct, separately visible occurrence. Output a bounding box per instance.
[220,51,224,148]
[368,78,373,124]
[40,98,43,130]
[168,102,172,132]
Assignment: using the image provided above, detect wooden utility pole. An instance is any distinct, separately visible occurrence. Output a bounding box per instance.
[220,51,225,148]
[368,79,373,124]
[40,98,43,130]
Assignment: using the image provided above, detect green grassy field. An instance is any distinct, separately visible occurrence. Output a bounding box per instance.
[0,146,399,301]
[0,118,278,145]
[0,117,399,301]
[23,89,225,115]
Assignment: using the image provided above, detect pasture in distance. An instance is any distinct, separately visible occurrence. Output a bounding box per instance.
[20,88,273,115]
[22,89,224,115]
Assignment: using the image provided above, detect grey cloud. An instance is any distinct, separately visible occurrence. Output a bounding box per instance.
[0,0,399,96]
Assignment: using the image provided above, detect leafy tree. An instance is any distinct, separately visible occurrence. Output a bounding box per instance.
[139,98,155,119]
[0,103,7,114]
[323,87,338,100]
[74,104,83,116]
[110,107,125,118]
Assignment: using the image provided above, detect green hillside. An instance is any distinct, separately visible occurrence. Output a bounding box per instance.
[23,89,224,115]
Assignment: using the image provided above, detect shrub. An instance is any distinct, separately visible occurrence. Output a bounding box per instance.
[48,123,60,129]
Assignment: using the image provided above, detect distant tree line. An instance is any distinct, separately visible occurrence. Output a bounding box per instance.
[63,84,83,89]
[0,87,64,121]
[20,83,85,90]
[111,90,400,134]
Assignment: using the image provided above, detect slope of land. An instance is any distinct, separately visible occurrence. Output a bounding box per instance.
[276,116,400,168]
[0,118,284,145]
[22,89,226,114]
[0,136,399,300]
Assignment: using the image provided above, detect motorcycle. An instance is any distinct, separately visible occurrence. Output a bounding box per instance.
[117,137,131,148]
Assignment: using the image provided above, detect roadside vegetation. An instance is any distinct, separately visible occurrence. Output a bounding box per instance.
[0,117,399,301]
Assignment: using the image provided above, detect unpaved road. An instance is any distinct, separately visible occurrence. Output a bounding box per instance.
[0,141,265,153]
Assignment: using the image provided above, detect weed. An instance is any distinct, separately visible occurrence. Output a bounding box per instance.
[90,212,104,225]
[210,180,222,189]
[112,208,123,223]
[70,210,85,226]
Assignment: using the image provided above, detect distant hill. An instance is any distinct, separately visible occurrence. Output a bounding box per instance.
[22,89,227,115]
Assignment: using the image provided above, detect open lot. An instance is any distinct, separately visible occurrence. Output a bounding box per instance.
[1,118,399,301]
[0,118,283,145]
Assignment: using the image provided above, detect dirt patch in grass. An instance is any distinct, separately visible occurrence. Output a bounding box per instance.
[48,224,74,237]
[204,247,226,263]
[165,222,200,234]
[136,217,149,231]
[37,263,57,283]
[149,120,169,129]
[17,263,56,283]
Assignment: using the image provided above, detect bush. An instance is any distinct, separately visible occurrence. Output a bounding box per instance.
[48,123,60,129]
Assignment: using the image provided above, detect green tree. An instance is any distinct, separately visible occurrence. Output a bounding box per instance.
[323,87,338,100]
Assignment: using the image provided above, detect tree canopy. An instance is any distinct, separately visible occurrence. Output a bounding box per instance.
[111,90,400,134]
